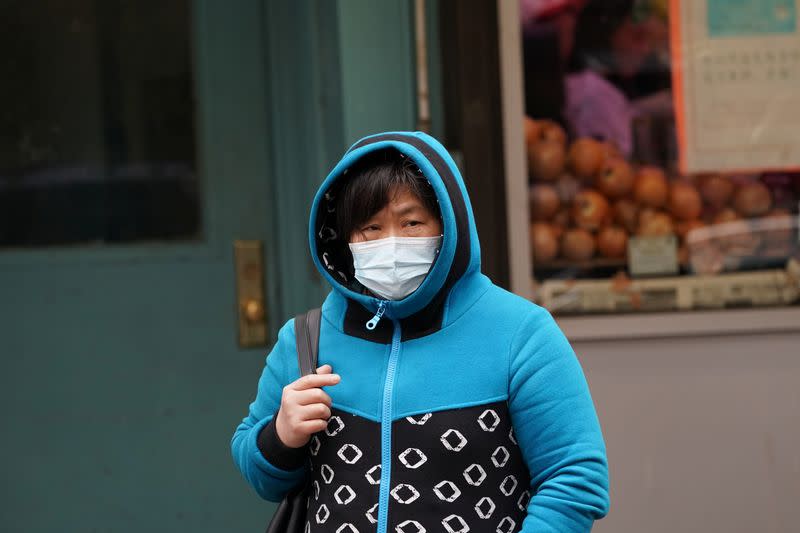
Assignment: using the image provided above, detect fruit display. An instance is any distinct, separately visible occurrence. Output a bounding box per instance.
[526,117,799,273]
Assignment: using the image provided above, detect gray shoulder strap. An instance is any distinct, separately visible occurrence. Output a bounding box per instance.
[294,308,321,377]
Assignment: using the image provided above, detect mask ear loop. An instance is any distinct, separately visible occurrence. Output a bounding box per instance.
[434,232,444,255]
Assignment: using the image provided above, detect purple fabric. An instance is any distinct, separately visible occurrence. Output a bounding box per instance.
[565,70,634,157]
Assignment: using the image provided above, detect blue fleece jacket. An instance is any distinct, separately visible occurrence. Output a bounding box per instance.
[232,131,609,533]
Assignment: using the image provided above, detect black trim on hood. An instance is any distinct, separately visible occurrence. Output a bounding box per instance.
[328,134,473,343]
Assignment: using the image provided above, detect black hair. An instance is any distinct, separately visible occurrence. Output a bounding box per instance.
[523,21,566,126]
[335,148,441,242]
[566,0,634,73]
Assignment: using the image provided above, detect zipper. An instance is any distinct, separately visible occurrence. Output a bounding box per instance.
[366,300,387,330]
[377,318,402,533]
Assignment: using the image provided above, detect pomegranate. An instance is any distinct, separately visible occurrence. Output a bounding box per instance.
[668,181,703,221]
[562,228,596,261]
[733,182,772,217]
[613,198,640,234]
[699,174,734,210]
[528,142,566,181]
[712,207,740,225]
[530,223,559,263]
[596,157,634,198]
[536,119,567,146]
[529,184,560,221]
[572,190,610,231]
[597,226,629,258]
[638,210,675,236]
[568,138,605,179]
[634,166,669,208]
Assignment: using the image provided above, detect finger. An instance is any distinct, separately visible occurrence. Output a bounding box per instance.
[316,364,333,374]
[292,387,332,408]
[292,372,340,391]
[297,418,329,435]
[296,402,332,422]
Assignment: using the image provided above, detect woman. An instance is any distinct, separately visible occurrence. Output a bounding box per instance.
[231,132,610,532]
[564,0,671,158]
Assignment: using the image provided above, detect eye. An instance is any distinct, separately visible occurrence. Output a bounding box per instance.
[362,224,380,232]
[405,220,422,227]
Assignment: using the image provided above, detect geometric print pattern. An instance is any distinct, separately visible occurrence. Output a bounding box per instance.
[305,410,381,533]
[304,400,531,532]
[389,400,530,533]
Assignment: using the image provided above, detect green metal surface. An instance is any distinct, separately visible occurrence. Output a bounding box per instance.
[0,0,417,531]
[2,2,279,531]
[261,0,341,319]
[336,0,417,144]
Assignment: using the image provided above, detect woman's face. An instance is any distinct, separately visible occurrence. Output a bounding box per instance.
[349,186,442,243]
[610,15,657,78]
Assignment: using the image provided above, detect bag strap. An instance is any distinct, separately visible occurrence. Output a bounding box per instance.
[294,308,321,377]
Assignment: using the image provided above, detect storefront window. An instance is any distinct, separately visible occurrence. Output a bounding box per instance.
[0,1,198,248]
[521,0,800,315]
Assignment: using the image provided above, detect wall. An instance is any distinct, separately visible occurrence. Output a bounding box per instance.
[577,331,800,533]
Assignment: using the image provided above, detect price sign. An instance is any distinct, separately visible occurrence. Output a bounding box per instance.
[628,235,679,277]
[671,0,800,173]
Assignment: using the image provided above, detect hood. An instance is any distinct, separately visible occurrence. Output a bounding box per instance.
[309,131,482,335]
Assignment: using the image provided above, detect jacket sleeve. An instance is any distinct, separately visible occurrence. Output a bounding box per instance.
[508,306,610,531]
[230,318,310,502]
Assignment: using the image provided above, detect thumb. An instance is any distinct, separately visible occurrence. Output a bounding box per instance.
[316,364,333,374]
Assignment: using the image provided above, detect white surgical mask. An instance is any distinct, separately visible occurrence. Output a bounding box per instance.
[348,235,443,301]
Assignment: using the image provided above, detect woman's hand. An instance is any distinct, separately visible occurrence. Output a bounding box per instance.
[275,364,341,448]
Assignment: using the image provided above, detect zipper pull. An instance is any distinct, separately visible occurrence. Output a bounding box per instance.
[366,301,387,330]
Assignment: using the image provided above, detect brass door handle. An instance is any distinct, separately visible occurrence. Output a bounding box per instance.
[242,299,265,323]
[234,240,268,347]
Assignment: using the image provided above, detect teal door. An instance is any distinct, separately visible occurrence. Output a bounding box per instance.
[0,1,325,531]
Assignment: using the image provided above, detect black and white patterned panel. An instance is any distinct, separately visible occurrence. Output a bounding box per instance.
[305,408,381,533]
[387,401,532,533]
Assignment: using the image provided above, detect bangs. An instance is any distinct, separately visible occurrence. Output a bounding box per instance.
[335,148,440,242]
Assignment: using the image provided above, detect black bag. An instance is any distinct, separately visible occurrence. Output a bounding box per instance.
[265,308,321,533]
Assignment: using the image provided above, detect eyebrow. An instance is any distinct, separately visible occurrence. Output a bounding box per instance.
[393,204,426,217]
